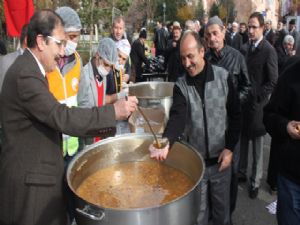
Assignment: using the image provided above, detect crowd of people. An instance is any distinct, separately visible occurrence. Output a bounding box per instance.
[0,6,300,225]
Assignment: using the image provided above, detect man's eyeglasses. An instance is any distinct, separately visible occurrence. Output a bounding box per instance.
[47,36,66,47]
[248,25,260,29]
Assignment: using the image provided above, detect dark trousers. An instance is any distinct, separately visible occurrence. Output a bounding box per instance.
[64,154,77,223]
[196,164,231,225]
[277,174,300,225]
[230,140,240,215]
[239,135,264,188]
[0,127,2,153]
[267,138,279,188]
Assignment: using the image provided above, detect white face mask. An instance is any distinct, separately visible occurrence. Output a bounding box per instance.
[97,65,110,77]
[64,40,77,56]
[115,63,125,71]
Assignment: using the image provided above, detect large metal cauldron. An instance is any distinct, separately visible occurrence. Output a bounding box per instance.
[128,82,174,119]
[67,134,204,225]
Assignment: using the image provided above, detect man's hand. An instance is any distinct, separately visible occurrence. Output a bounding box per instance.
[287,120,300,140]
[218,149,233,172]
[113,96,138,120]
[122,74,130,83]
[148,138,170,161]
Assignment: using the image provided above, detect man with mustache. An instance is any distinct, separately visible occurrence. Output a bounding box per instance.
[0,9,138,225]
[149,30,241,225]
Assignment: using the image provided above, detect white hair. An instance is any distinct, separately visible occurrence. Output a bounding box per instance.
[232,22,239,27]
[185,20,195,31]
[283,34,295,45]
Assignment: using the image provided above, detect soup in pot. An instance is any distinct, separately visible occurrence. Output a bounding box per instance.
[76,160,195,209]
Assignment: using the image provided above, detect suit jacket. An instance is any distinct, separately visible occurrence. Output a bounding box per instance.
[264,29,276,46]
[130,38,150,79]
[226,32,243,51]
[0,48,23,93]
[0,49,116,225]
[240,39,278,137]
[276,45,294,74]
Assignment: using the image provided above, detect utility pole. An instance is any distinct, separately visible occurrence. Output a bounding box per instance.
[163,2,166,23]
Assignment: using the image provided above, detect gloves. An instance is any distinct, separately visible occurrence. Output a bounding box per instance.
[117,88,128,100]
[148,138,169,161]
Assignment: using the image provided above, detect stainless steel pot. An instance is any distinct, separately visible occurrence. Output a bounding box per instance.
[67,134,204,225]
[128,82,174,119]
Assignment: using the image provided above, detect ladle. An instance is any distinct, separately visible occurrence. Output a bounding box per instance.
[137,106,161,148]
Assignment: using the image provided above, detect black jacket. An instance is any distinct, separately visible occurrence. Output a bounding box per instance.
[276,45,294,75]
[264,57,300,185]
[130,38,149,79]
[164,39,185,81]
[205,45,251,104]
[264,29,276,46]
[225,32,243,51]
[274,28,288,49]
[239,31,249,44]
[153,27,169,53]
[240,39,278,137]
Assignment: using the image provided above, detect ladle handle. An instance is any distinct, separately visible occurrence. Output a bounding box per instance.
[137,107,160,148]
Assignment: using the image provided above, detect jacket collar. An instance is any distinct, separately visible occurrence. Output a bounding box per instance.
[206,45,229,62]
[186,60,214,85]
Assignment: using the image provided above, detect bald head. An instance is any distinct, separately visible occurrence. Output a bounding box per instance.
[180,31,205,77]
[180,30,204,51]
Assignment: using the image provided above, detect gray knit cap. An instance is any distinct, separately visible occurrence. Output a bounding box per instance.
[207,16,224,27]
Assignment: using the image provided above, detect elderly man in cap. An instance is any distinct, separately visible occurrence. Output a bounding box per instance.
[204,16,250,220]
[46,6,84,161]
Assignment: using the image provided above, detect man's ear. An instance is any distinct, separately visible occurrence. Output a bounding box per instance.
[36,35,46,51]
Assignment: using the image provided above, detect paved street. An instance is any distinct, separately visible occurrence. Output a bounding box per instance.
[232,135,277,225]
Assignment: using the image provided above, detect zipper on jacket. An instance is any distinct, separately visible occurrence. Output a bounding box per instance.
[202,99,210,159]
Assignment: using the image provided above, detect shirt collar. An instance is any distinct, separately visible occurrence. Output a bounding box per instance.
[252,36,263,48]
[27,48,46,77]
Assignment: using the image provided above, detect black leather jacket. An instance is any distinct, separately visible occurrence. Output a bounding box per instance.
[205,45,251,104]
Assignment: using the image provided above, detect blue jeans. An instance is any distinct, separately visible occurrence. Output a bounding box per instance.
[277,174,300,225]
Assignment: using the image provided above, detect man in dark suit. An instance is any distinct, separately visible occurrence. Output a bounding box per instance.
[288,19,300,55]
[226,22,243,51]
[263,20,276,46]
[0,10,138,225]
[239,22,249,44]
[130,29,150,82]
[274,21,288,49]
[239,12,278,199]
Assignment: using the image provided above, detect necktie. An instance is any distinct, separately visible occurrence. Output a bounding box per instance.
[250,41,255,53]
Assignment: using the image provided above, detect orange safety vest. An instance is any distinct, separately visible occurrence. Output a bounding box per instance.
[46,52,81,156]
[47,52,81,105]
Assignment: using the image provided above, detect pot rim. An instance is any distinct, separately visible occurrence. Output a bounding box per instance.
[67,133,205,211]
[128,81,174,99]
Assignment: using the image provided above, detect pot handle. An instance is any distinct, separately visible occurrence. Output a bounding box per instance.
[76,205,105,221]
